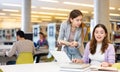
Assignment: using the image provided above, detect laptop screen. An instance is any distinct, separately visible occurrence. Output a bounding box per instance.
[50,51,71,63]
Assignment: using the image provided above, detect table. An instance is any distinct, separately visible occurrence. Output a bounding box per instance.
[35,47,49,54]
[0,45,13,50]
[0,45,15,65]
[0,62,60,72]
[0,45,49,64]
[0,62,119,72]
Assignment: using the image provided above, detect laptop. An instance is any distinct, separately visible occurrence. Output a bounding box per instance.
[50,51,90,69]
[50,51,71,63]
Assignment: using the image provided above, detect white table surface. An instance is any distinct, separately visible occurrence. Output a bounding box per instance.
[0,62,60,72]
[0,62,119,72]
[0,45,13,50]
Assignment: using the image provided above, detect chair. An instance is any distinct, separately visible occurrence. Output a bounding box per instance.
[16,52,34,64]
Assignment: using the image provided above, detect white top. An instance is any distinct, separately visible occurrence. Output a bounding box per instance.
[89,43,105,66]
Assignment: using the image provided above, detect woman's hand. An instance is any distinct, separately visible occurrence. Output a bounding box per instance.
[69,41,78,47]
[72,58,83,63]
[101,62,111,67]
[58,40,70,46]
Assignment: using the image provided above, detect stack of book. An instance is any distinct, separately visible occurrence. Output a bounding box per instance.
[59,63,90,72]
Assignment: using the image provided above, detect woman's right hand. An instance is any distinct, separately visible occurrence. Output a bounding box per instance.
[58,40,70,46]
[72,58,83,63]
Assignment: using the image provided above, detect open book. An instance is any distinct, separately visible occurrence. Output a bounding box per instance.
[90,66,118,72]
[98,67,118,72]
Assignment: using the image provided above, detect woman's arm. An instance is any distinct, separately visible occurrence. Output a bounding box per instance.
[101,44,115,67]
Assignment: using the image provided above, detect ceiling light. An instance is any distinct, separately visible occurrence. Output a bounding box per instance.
[31,15,52,18]
[39,0,58,3]
[91,12,120,16]
[31,18,42,22]
[10,14,21,16]
[31,18,37,21]
[41,7,89,14]
[81,11,89,13]
[31,15,39,18]
[109,7,115,10]
[63,2,93,7]
[2,3,36,8]
[40,7,71,12]
[39,16,52,18]
[2,9,19,12]
[118,8,120,11]
[109,13,120,16]
[41,19,52,21]
[55,17,67,20]
[0,13,6,15]
[3,18,16,22]
[39,12,68,16]
[32,20,42,22]
[64,2,116,10]
[31,11,39,14]
[2,3,21,7]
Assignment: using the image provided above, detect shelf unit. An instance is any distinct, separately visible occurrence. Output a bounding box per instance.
[0,28,20,45]
[110,20,120,62]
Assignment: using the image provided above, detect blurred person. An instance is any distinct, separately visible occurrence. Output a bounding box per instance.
[58,9,87,60]
[5,30,35,65]
[36,32,48,48]
[34,32,48,63]
[72,24,115,67]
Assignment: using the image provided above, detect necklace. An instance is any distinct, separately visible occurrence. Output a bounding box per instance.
[71,27,76,32]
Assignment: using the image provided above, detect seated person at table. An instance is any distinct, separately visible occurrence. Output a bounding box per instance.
[72,24,115,67]
[34,32,48,63]
[5,30,35,64]
[36,32,48,48]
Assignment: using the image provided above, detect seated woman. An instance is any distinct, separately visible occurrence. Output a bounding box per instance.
[34,32,48,63]
[72,24,115,67]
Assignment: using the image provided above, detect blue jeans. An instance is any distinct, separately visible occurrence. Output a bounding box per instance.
[64,46,82,60]
[6,61,16,65]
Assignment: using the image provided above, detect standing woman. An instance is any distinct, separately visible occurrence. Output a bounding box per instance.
[58,9,87,60]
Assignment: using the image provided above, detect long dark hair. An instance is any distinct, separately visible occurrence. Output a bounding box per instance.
[90,24,109,54]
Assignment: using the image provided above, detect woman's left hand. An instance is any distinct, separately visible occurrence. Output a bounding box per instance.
[70,41,78,47]
[101,62,111,67]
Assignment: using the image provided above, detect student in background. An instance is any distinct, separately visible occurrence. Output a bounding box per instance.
[5,30,35,64]
[58,9,87,60]
[34,32,48,63]
[72,24,115,67]
[36,32,48,48]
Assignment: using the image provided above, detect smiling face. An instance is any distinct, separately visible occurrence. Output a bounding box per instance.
[94,27,106,43]
[70,15,82,28]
